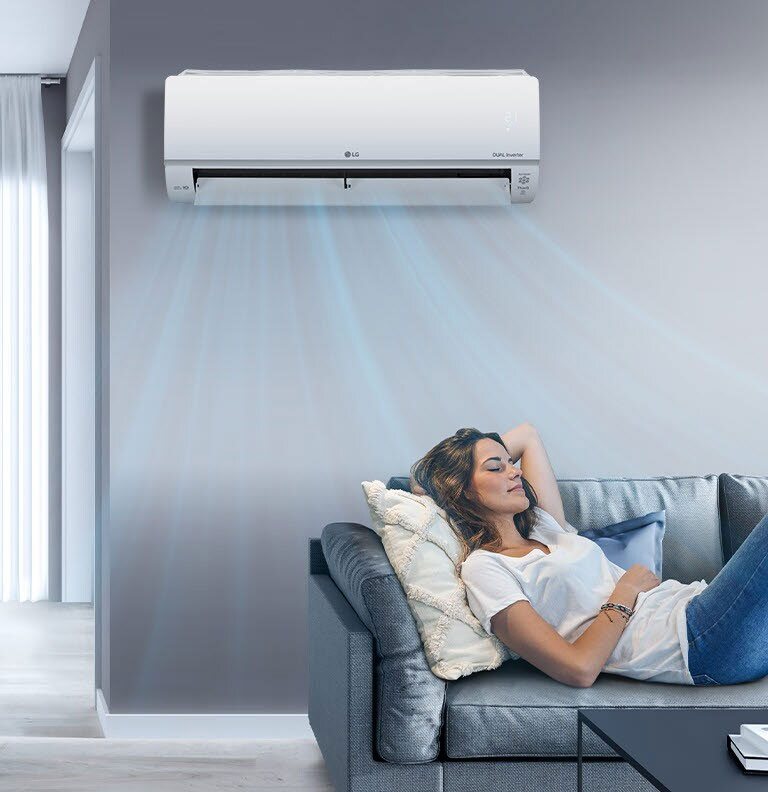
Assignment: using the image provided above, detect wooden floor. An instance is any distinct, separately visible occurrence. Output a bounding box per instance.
[0,737,335,791]
[0,601,101,737]
[0,602,335,791]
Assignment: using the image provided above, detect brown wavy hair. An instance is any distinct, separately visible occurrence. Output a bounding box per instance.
[410,427,539,565]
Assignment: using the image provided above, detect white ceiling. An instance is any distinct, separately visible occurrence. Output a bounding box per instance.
[0,0,91,75]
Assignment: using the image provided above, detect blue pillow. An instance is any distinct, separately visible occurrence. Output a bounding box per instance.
[579,511,666,579]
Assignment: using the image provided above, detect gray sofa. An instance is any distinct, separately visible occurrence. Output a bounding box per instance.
[308,473,768,792]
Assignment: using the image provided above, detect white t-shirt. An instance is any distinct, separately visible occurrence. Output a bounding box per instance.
[460,506,709,685]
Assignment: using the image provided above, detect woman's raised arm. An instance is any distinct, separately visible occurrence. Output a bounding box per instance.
[502,424,568,531]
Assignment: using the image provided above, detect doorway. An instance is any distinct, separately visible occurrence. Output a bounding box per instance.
[61,59,96,606]
[61,58,101,724]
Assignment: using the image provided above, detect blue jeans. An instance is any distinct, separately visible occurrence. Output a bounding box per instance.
[685,510,768,685]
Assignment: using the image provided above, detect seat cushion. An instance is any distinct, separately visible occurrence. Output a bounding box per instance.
[445,658,768,758]
[719,474,768,561]
[321,522,446,764]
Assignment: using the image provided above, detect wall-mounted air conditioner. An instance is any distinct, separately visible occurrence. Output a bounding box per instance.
[164,69,539,206]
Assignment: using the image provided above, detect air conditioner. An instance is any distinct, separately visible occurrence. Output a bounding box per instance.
[164,69,539,206]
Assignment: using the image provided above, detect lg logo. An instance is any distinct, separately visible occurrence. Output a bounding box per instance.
[344,150,360,158]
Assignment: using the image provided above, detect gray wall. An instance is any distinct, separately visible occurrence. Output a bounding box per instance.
[96,0,768,712]
[66,0,110,701]
[42,81,66,603]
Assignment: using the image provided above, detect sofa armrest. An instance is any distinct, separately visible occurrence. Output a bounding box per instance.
[308,572,442,791]
[308,573,374,791]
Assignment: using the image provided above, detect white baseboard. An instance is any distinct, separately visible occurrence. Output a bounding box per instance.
[96,689,314,740]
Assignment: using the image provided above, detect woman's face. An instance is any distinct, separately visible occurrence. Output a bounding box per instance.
[467,438,529,515]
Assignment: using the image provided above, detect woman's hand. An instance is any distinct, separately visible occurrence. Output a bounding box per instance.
[615,564,661,598]
[409,474,426,495]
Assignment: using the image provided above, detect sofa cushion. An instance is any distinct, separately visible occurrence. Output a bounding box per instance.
[320,522,445,764]
[444,658,768,758]
[719,474,768,561]
[579,510,666,578]
[362,479,511,679]
[557,475,722,584]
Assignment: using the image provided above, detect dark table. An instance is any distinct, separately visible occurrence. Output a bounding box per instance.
[578,708,768,792]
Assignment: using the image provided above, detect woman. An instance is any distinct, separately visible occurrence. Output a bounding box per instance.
[409,424,768,688]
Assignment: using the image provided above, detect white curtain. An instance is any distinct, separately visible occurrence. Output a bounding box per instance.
[0,76,49,601]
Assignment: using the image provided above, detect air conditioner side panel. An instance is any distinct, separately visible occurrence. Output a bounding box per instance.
[165,164,195,202]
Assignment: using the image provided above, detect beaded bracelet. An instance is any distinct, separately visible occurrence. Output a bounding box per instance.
[601,609,628,625]
[601,602,634,619]
[601,602,634,616]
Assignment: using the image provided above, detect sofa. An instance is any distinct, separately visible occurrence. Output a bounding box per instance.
[308,473,768,792]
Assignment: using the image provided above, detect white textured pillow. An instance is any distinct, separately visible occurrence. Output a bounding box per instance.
[361,479,511,680]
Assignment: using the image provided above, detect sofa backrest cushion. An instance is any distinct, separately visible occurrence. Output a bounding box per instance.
[719,474,768,561]
[320,522,445,764]
[389,474,723,583]
[556,475,722,583]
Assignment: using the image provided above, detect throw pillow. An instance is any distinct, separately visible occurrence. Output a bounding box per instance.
[579,510,666,579]
[361,479,511,679]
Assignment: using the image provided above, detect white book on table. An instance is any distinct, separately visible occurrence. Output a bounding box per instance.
[740,724,768,753]
[729,734,768,772]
